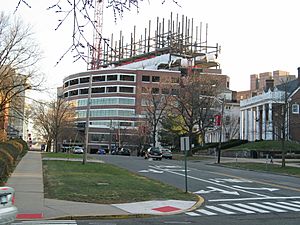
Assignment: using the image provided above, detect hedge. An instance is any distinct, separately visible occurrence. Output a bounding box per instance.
[0,138,28,185]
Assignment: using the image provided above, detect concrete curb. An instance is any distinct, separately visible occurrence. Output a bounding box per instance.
[42,195,205,221]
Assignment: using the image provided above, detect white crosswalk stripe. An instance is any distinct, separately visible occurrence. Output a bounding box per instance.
[12,220,77,225]
[185,201,300,217]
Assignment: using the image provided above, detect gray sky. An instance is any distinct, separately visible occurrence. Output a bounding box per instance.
[3,0,300,96]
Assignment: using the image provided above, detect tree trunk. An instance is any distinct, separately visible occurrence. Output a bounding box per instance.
[281,138,286,167]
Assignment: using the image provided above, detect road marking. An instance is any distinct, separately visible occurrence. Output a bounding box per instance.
[209,178,252,183]
[138,169,164,173]
[206,205,236,214]
[210,196,300,202]
[279,201,300,208]
[194,186,239,195]
[209,171,300,193]
[232,185,279,192]
[248,202,287,212]
[149,165,269,197]
[185,212,201,216]
[12,221,77,224]
[234,203,269,213]
[196,209,217,215]
[264,202,300,211]
[219,203,255,214]
[292,201,300,204]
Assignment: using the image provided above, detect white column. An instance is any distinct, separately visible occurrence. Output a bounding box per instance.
[245,109,248,140]
[267,102,273,140]
[249,108,254,141]
[240,110,243,140]
[256,106,260,140]
[262,104,266,140]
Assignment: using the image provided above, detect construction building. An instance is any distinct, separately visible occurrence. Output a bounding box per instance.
[61,13,235,152]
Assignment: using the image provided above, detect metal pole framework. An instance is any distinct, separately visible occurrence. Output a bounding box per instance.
[83,74,92,164]
[217,97,225,164]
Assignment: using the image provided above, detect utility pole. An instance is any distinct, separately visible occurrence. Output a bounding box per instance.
[83,74,92,164]
[217,97,225,164]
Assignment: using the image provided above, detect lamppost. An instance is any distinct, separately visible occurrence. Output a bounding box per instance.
[217,97,225,164]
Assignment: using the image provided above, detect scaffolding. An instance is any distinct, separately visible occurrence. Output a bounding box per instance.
[88,13,220,70]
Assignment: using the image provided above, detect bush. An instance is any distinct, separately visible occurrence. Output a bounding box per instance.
[0,138,28,186]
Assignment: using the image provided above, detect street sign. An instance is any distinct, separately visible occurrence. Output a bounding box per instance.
[180,137,190,151]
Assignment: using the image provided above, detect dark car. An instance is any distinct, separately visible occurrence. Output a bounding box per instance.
[162,149,172,159]
[112,147,131,156]
[145,147,162,160]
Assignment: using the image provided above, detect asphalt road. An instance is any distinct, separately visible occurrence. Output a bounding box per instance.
[89,154,300,225]
[14,154,300,225]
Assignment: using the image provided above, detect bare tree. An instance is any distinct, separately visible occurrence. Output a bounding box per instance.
[14,0,181,65]
[171,75,220,153]
[33,97,76,152]
[0,12,43,139]
[142,82,173,147]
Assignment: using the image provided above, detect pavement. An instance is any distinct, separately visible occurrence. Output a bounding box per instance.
[5,151,202,221]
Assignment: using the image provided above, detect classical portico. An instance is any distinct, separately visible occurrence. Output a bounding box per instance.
[240,89,285,141]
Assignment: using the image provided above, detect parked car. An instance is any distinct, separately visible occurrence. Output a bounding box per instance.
[110,147,130,156]
[72,146,84,154]
[162,149,172,159]
[145,147,162,160]
[97,148,106,155]
[0,186,17,224]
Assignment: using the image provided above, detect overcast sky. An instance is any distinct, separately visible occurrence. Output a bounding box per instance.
[3,0,300,97]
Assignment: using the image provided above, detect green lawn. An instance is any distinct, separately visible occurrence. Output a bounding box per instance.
[223,162,300,177]
[43,160,197,204]
[42,152,94,159]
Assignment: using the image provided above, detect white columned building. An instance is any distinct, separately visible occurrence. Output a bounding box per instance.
[240,89,285,141]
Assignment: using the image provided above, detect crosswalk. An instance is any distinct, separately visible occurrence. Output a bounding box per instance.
[12,220,77,225]
[186,201,300,217]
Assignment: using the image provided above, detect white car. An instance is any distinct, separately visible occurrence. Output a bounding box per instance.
[72,146,84,154]
[0,186,17,225]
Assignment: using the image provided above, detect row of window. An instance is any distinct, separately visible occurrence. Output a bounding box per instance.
[89,120,136,128]
[64,85,135,97]
[76,97,135,106]
[65,74,136,87]
[65,74,180,88]
[77,109,135,118]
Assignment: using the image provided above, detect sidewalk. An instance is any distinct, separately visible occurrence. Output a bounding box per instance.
[6,151,201,220]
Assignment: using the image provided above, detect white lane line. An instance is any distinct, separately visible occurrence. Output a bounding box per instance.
[264,202,300,211]
[292,201,300,205]
[210,196,300,202]
[149,165,269,197]
[234,203,269,213]
[219,203,256,214]
[206,205,236,214]
[278,201,300,208]
[196,209,218,216]
[185,212,201,216]
[248,203,287,213]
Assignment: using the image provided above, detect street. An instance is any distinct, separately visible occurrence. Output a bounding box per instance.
[13,154,300,225]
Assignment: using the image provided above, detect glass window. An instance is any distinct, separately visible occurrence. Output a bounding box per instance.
[92,87,105,93]
[171,88,179,95]
[107,86,117,92]
[64,92,68,98]
[162,88,170,94]
[142,76,150,82]
[292,104,299,114]
[78,99,87,106]
[80,77,90,83]
[93,76,105,82]
[64,81,69,87]
[90,109,134,117]
[152,87,159,94]
[107,74,118,81]
[80,89,89,95]
[120,74,135,82]
[119,98,135,105]
[152,76,160,82]
[69,89,78,96]
[119,86,134,93]
[76,110,87,118]
[70,79,79,86]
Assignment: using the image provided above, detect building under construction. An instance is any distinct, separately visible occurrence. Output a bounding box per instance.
[61,13,233,153]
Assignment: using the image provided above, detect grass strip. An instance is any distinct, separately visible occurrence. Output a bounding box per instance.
[223,162,300,177]
[43,160,197,204]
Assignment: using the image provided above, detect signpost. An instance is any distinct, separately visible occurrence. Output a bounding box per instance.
[180,137,189,193]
